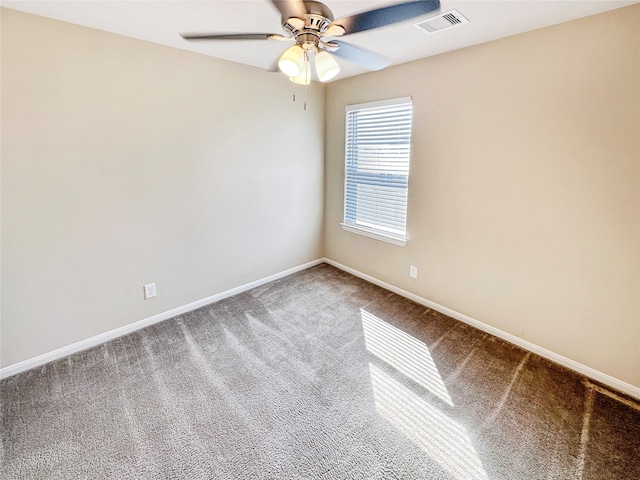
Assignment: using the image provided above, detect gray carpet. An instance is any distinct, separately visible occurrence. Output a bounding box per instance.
[1,264,639,479]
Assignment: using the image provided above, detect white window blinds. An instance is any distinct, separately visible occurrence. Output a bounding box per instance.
[342,97,413,246]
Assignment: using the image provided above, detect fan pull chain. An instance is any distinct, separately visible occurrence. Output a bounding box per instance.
[304,51,309,110]
[289,51,309,109]
[304,50,311,110]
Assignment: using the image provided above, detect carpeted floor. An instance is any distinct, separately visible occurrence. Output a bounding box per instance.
[1,264,639,479]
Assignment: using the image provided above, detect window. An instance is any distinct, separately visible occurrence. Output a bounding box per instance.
[342,97,413,246]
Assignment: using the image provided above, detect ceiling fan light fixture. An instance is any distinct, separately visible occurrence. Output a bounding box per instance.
[289,70,311,85]
[315,51,340,82]
[278,44,305,77]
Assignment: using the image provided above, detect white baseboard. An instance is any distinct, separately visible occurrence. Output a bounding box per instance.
[0,259,324,380]
[323,258,640,401]
[4,256,638,401]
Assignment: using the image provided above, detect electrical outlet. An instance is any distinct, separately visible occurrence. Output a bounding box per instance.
[144,283,157,299]
[409,266,418,279]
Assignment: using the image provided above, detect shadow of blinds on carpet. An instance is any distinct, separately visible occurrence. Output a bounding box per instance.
[361,309,488,480]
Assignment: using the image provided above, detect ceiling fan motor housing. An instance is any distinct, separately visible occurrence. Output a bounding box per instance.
[282,0,334,36]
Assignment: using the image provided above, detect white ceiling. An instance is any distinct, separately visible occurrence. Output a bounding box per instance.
[3,0,638,81]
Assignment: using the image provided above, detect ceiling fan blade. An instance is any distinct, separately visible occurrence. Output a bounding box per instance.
[329,41,390,71]
[270,0,307,21]
[331,0,440,35]
[181,33,288,41]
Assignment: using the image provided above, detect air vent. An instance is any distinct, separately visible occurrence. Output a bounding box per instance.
[414,10,469,34]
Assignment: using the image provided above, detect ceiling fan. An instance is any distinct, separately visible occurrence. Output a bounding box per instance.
[181,0,441,84]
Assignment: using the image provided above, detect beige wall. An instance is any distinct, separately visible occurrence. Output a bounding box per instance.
[1,8,325,367]
[325,6,640,387]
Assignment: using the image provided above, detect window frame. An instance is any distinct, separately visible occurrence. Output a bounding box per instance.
[341,96,413,247]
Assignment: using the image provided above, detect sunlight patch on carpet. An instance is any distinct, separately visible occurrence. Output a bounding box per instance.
[369,362,488,480]
[361,308,453,406]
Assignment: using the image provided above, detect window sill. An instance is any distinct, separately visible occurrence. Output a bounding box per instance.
[340,223,407,247]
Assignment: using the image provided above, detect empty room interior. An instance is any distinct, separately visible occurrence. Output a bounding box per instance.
[1,1,639,479]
